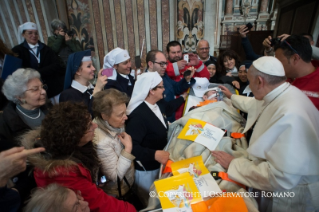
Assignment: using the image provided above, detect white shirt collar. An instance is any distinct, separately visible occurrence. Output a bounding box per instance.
[144,100,157,110]
[28,43,39,49]
[71,80,94,93]
[119,73,129,79]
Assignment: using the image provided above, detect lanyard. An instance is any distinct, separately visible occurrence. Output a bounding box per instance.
[29,46,40,63]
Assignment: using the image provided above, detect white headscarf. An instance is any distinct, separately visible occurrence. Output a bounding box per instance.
[18,22,38,44]
[103,47,130,80]
[126,72,162,115]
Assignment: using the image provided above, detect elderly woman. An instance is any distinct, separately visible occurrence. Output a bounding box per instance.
[125,72,170,206]
[0,68,48,209]
[59,50,107,115]
[12,22,64,104]
[103,47,134,97]
[1,68,48,150]
[92,89,142,209]
[47,19,82,66]
[24,184,89,212]
[22,102,136,212]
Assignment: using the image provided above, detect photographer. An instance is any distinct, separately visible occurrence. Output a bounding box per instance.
[47,19,82,67]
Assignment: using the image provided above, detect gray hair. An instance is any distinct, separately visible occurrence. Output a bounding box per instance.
[250,65,287,85]
[50,19,67,33]
[24,184,70,212]
[2,68,41,104]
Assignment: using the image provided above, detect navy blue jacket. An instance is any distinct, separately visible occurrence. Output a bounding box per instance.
[162,73,195,102]
[241,37,262,61]
[104,73,135,97]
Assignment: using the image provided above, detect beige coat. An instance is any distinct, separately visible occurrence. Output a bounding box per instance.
[93,118,135,197]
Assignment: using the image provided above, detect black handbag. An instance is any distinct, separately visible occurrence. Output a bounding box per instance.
[117,176,144,210]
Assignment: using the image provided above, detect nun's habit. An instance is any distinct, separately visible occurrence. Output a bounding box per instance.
[12,22,64,100]
[103,48,135,97]
[59,50,95,115]
[125,72,168,206]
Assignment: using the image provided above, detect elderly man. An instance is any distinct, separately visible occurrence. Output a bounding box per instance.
[196,39,217,66]
[274,35,319,110]
[165,41,209,82]
[213,56,319,211]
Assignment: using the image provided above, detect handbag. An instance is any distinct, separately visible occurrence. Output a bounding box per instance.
[117,176,144,210]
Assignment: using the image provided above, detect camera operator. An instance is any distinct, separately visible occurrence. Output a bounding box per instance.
[47,19,82,67]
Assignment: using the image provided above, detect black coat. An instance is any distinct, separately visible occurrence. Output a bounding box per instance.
[0,102,49,209]
[59,87,93,116]
[12,40,65,98]
[104,73,135,97]
[126,102,169,171]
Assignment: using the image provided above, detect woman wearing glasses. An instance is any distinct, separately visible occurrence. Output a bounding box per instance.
[0,68,49,209]
[125,72,170,207]
[12,22,64,104]
[22,102,136,211]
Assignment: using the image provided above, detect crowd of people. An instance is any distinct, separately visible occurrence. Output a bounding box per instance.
[0,18,318,212]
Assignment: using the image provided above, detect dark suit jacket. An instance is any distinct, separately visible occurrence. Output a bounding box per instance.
[104,73,135,97]
[12,40,65,98]
[59,87,93,116]
[126,102,168,171]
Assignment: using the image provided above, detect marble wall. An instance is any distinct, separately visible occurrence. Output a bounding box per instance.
[0,0,58,49]
[0,0,280,69]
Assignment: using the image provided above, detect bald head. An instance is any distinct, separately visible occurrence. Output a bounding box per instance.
[196,40,210,61]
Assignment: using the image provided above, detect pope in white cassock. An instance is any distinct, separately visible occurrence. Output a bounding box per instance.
[212,56,319,212]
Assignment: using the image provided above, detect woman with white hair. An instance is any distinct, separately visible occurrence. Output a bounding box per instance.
[24,184,89,212]
[1,68,48,150]
[12,22,64,104]
[125,72,170,206]
[103,47,134,97]
[47,19,82,66]
[0,68,49,209]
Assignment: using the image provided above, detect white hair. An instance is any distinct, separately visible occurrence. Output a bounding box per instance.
[2,68,41,104]
[24,184,70,212]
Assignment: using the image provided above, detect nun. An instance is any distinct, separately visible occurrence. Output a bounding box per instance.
[12,22,64,104]
[103,47,135,97]
[125,72,170,206]
[59,50,107,115]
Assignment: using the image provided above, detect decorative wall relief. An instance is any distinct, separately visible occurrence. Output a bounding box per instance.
[176,0,204,52]
[67,0,94,52]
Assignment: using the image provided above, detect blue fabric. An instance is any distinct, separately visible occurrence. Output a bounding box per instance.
[0,186,20,212]
[23,40,43,70]
[162,73,194,102]
[241,37,262,61]
[63,49,91,90]
[162,73,195,122]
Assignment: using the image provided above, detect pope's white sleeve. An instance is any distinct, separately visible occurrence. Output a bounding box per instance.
[228,157,302,191]
[230,94,255,113]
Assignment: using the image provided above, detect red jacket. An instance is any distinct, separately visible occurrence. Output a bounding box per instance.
[166,60,210,82]
[34,164,136,212]
[290,61,319,110]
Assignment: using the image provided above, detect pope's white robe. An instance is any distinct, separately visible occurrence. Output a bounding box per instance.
[228,82,319,212]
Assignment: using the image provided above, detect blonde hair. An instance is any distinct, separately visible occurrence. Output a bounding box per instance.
[24,184,70,212]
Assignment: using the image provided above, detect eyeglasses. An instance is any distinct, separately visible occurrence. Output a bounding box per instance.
[282,40,299,55]
[25,84,48,93]
[198,47,210,51]
[25,31,39,36]
[153,61,168,67]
